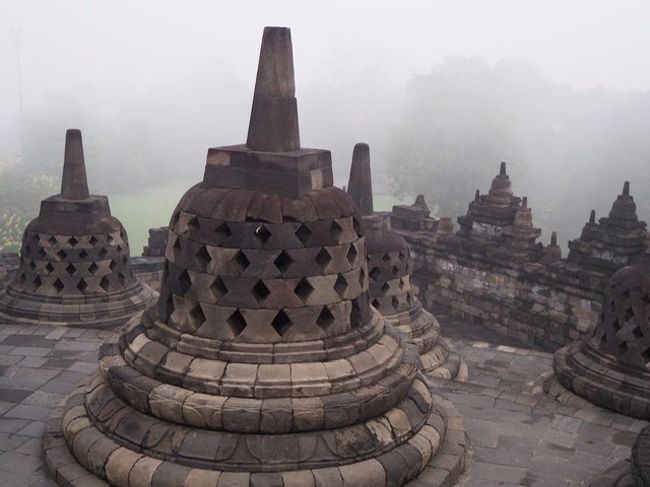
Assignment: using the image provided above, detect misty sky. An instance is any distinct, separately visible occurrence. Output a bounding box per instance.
[2,1,650,125]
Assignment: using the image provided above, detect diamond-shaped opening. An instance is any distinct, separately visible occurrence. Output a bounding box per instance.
[170,210,181,227]
[195,245,212,270]
[189,304,206,327]
[48,236,57,246]
[118,272,126,287]
[172,236,182,257]
[53,278,64,293]
[68,236,79,247]
[618,341,628,354]
[350,298,363,328]
[24,244,31,255]
[315,248,332,270]
[65,263,76,276]
[32,234,40,244]
[109,260,117,272]
[45,262,54,274]
[116,245,123,254]
[369,267,381,280]
[352,217,363,237]
[38,247,47,259]
[107,234,114,244]
[232,250,250,273]
[227,309,248,337]
[633,326,644,339]
[99,247,108,258]
[255,224,272,244]
[215,222,232,238]
[382,253,391,263]
[358,267,366,288]
[188,216,200,231]
[391,296,400,310]
[294,277,314,302]
[178,269,192,295]
[295,224,313,246]
[88,262,99,275]
[371,298,381,308]
[252,280,271,304]
[34,275,42,289]
[99,276,111,292]
[274,251,293,274]
[392,265,400,276]
[28,259,36,271]
[406,292,413,304]
[56,249,67,261]
[399,278,405,291]
[600,332,608,346]
[346,245,358,266]
[612,319,621,331]
[316,306,335,330]
[330,221,343,241]
[271,310,292,336]
[624,307,635,322]
[77,279,88,293]
[381,282,390,294]
[79,249,89,259]
[89,235,98,246]
[209,276,228,300]
[643,347,650,366]
[164,294,175,321]
[334,274,348,298]
[399,250,408,263]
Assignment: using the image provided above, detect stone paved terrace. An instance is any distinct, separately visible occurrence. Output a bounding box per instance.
[0,311,646,487]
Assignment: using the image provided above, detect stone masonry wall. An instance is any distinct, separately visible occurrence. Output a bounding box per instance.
[402,233,606,351]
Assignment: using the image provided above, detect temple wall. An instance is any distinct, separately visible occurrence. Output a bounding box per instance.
[403,233,605,351]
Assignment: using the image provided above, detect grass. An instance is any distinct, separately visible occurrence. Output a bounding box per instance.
[108,184,409,257]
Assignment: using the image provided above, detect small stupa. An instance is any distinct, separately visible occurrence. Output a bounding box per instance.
[0,129,155,326]
[44,27,466,487]
[347,143,465,380]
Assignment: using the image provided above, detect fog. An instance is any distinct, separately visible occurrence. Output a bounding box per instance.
[2,0,650,251]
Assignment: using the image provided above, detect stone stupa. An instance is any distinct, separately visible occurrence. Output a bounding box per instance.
[44,27,466,487]
[553,264,650,419]
[567,182,649,272]
[0,129,155,327]
[346,143,465,380]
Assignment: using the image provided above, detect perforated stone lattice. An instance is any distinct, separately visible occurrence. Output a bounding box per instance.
[158,206,369,342]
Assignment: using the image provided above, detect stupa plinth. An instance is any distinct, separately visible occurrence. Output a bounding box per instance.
[0,129,156,327]
[44,28,466,487]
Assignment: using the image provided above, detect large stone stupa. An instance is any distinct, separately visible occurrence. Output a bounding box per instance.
[346,143,465,380]
[0,129,156,327]
[44,27,466,487]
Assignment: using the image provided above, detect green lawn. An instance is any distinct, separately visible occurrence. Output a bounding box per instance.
[109,180,197,255]
[109,183,408,257]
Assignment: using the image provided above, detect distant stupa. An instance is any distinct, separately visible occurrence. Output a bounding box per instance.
[0,129,156,326]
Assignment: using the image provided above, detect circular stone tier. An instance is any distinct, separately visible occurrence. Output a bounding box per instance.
[632,425,650,486]
[366,230,465,380]
[554,265,650,419]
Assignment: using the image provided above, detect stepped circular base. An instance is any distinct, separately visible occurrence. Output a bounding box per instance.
[0,283,157,328]
[44,377,467,487]
[632,426,650,486]
[554,342,650,419]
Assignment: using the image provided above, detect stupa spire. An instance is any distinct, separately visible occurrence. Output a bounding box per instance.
[60,129,89,200]
[347,142,373,216]
[246,26,300,152]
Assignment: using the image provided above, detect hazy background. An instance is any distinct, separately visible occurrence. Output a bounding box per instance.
[1,0,650,252]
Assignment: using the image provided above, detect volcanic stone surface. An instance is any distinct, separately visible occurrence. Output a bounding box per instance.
[0,130,156,327]
[568,182,649,273]
[553,264,650,419]
[346,143,465,381]
[44,27,466,486]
